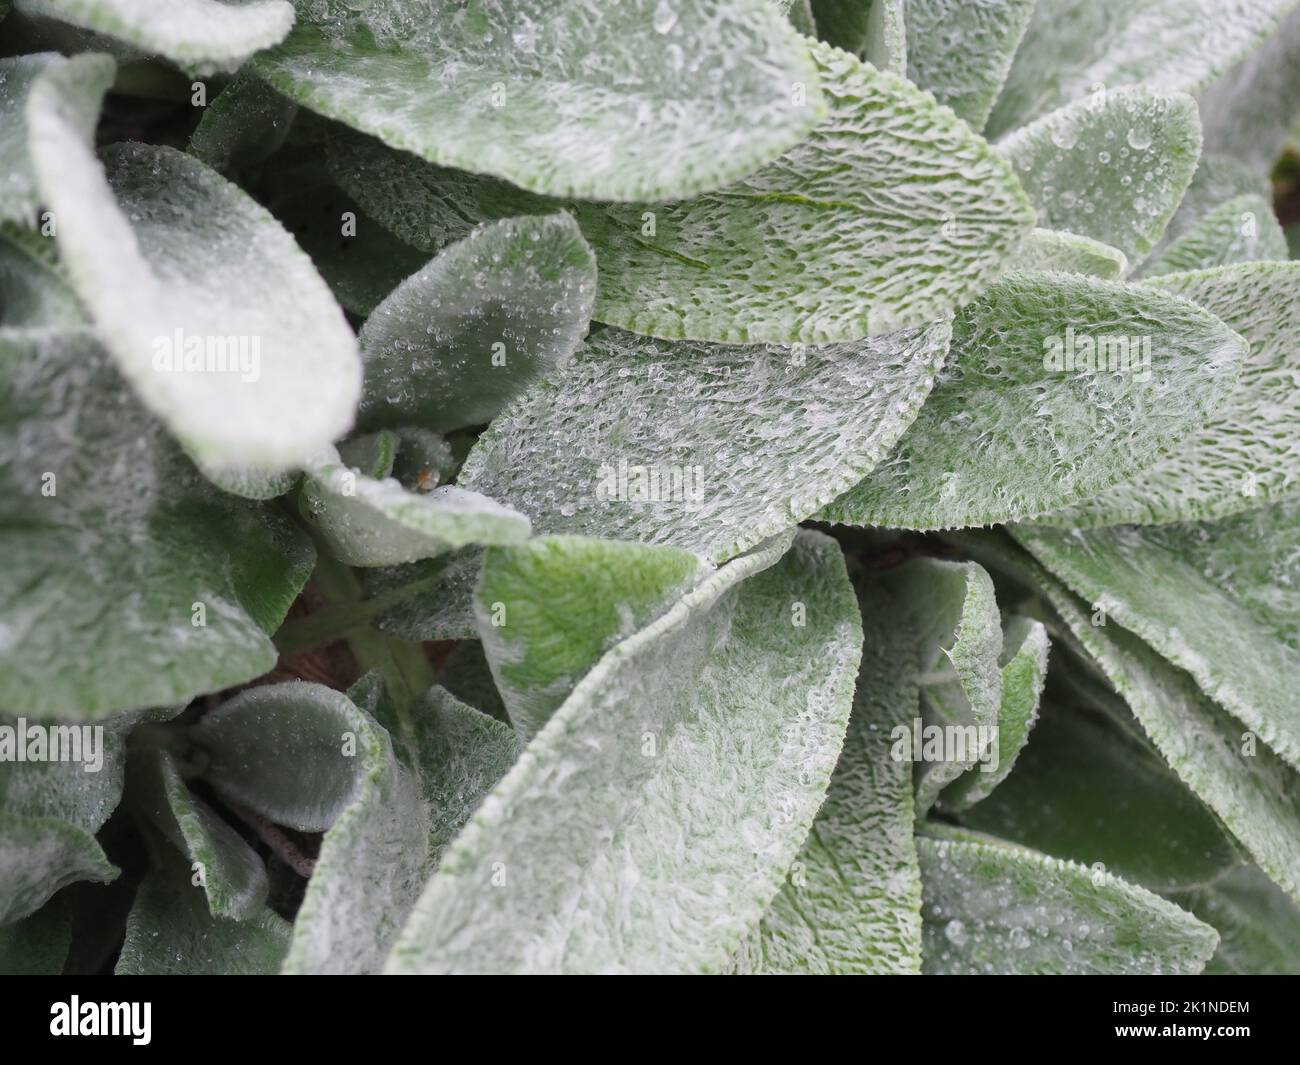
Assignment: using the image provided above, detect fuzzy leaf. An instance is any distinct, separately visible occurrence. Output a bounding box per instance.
[1146,154,1272,265]
[460,323,948,563]
[985,0,1299,137]
[1016,509,1300,772]
[116,861,290,976]
[904,0,1034,129]
[188,682,376,834]
[1007,228,1128,278]
[358,214,596,434]
[731,569,923,974]
[368,552,482,643]
[1141,195,1288,277]
[997,88,1201,264]
[1051,263,1300,525]
[0,53,60,225]
[188,70,296,171]
[254,0,824,203]
[879,559,1002,814]
[821,272,1245,530]
[327,39,1035,344]
[0,224,83,327]
[0,814,114,925]
[27,57,361,471]
[403,686,522,866]
[0,329,314,719]
[134,746,270,920]
[978,531,1300,905]
[17,0,292,74]
[475,536,707,740]
[386,531,863,974]
[300,447,530,568]
[281,676,428,975]
[1198,5,1300,174]
[943,615,1049,809]
[957,646,1241,892]
[1172,866,1300,975]
[917,829,1218,974]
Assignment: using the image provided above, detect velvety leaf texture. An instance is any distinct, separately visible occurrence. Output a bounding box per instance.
[0,329,314,719]
[358,214,597,434]
[1051,263,1300,525]
[820,272,1246,530]
[459,323,949,563]
[917,831,1219,974]
[27,57,362,472]
[986,0,1299,138]
[997,88,1202,264]
[386,531,863,974]
[904,0,1035,130]
[255,0,825,202]
[731,569,923,974]
[17,0,294,75]
[327,39,1036,344]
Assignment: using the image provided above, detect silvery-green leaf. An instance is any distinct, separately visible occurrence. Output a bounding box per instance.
[300,447,531,568]
[1007,228,1127,278]
[460,323,948,563]
[358,214,596,434]
[996,88,1201,264]
[0,329,314,719]
[0,53,60,225]
[943,615,1049,810]
[1197,4,1300,174]
[0,224,82,327]
[0,895,70,973]
[476,536,707,740]
[957,647,1241,892]
[265,162,427,318]
[917,829,1218,974]
[194,460,298,502]
[0,710,136,832]
[1051,263,1300,525]
[1015,511,1300,772]
[879,559,1002,814]
[26,58,361,472]
[0,706,153,923]
[281,676,428,975]
[904,0,1034,129]
[189,682,373,833]
[985,0,1299,137]
[986,533,1300,904]
[1141,195,1288,277]
[386,530,862,974]
[327,39,1035,344]
[820,273,1245,530]
[254,0,824,203]
[133,745,269,920]
[731,569,922,974]
[404,686,521,866]
[16,0,293,74]
[116,861,290,976]
[1146,153,1272,265]
[368,552,482,643]
[188,70,296,171]
[1172,866,1300,975]
[0,813,114,924]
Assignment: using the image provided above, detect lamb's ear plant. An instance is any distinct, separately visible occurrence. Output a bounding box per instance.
[3,0,1300,977]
